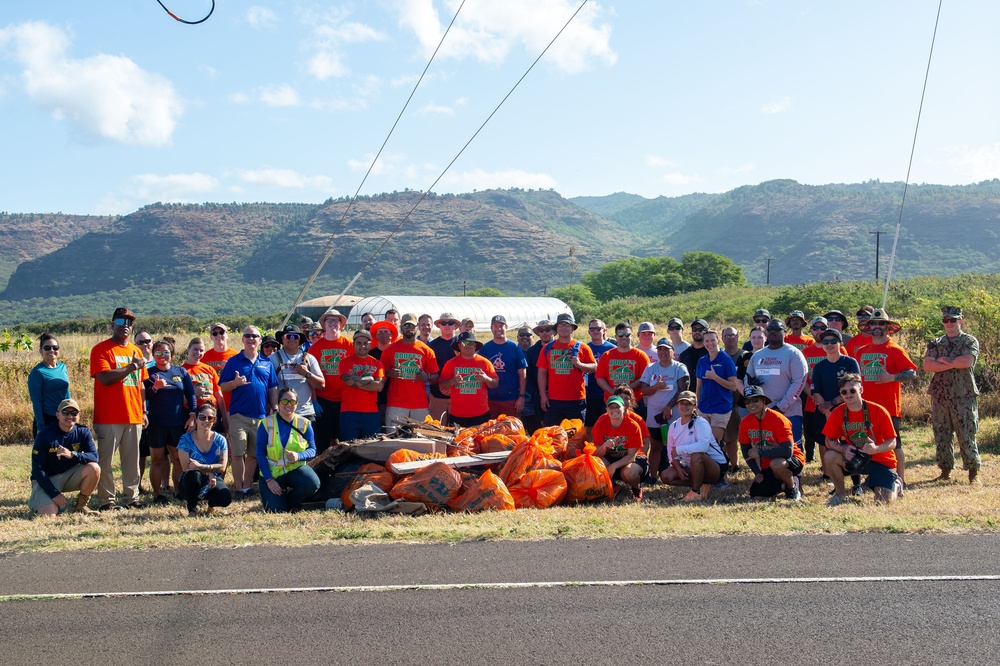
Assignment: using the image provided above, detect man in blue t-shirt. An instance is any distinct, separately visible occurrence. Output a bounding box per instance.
[585,319,615,429]
[479,315,528,420]
[219,326,279,499]
[29,399,101,515]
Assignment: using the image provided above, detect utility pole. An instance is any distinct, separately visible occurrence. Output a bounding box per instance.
[765,258,773,286]
[869,231,885,281]
[463,279,467,296]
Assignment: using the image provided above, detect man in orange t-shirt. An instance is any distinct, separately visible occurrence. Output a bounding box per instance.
[822,372,900,504]
[850,309,916,485]
[339,330,386,440]
[783,310,815,352]
[844,305,874,357]
[537,313,597,426]
[595,322,650,402]
[89,307,149,511]
[201,322,238,412]
[739,385,804,501]
[439,332,499,427]
[382,313,440,431]
[307,310,355,451]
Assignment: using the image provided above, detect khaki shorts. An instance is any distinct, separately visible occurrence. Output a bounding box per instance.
[28,465,88,513]
[724,408,741,443]
[702,411,731,431]
[229,413,262,457]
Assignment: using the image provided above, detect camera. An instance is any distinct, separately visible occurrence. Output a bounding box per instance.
[843,445,872,474]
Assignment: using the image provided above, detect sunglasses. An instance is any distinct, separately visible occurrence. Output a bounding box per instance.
[811,325,827,331]
[279,398,297,406]
[263,344,279,350]
[536,327,553,333]
[753,318,770,324]
[616,333,632,338]
[821,338,840,345]
[942,317,958,324]
[197,414,216,422]
[518,334,532,339]
[840,388,860,396]
[42,345,60,351]
[826,315,844,322]
[667,325,682,331]
[153,350,170,357]
[211,330,226,336]
[857,314,872,320]
[691,327,707,333]
[402,323,417,329]
[588,326,605,331]
[60,408,80,416]
[439,321,458,326]
[460,340,476,346]
[113,318,132,327]
[284,334,300,340]
[136,339,152,345]
[243,333,260,339]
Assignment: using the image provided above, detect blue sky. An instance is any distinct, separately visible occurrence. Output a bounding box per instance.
[1,0,998,215]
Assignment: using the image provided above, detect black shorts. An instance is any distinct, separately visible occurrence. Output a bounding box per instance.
[544,399,586,426]
[451,412,491,428]
[608,454,648,481]
[749,460,802,498]
[585,395,606,427]
[145,424,185,450]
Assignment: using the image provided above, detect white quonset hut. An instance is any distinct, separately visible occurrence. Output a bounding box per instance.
[346,296,572,332]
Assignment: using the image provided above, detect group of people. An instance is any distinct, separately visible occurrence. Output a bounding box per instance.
[27,301,981,515]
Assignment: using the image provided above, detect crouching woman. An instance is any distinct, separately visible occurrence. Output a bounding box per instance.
[177,402,232,516]
[256,388,321,512]
[661,391,726,501]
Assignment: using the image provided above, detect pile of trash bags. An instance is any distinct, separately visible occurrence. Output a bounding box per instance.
[343,415,617,514]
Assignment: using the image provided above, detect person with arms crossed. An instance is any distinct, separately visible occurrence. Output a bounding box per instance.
[427,313,460,424]
[306,310,353,452]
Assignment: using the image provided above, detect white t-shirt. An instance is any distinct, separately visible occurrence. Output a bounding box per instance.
[639,360,689,427]
[666,416,725,466]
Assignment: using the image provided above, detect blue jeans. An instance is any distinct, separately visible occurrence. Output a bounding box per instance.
[340,411,381,441]
[259,465,321,513]
[788,414,803,446]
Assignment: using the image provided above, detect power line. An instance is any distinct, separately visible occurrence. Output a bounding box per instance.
[155,0,215,25]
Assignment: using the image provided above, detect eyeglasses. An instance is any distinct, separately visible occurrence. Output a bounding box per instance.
[588,326,605,331]
[942,317,958,324]
[840,388,860,396]
[197,414,216,422]
[243,333,260,339]
[42,345,60,351]
[811,325,827,331]
[667,325,682,331]
[691,327,707,333]
[284,334,300,340]
[826,315,843,322]
[60,408,80,416]
[279,398,297,406]
[211,330,226,337]
[113,318,131,327]
[135,339,152,345]
[153,350,170,357]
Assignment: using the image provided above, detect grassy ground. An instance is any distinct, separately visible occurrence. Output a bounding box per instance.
[2,422,997,554]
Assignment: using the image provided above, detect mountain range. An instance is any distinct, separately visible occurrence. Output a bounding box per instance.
[2,179,999,324]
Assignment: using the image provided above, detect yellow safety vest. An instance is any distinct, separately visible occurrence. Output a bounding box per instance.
[263,413,310,479]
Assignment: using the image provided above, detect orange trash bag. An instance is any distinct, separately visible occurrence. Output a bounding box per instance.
[389,461,463,508]
[447,470,515,512]
[478,433,517,454]
[341,463,395,510]
[560,419,586,460]
[563,444,614,503]
[530,425,569,459]
[386,448,445,471]
[473,415,525,444]
[499,435,557,487]
[508,469,568,509]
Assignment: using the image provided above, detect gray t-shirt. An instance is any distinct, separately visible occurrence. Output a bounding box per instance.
[640,360,689,427]
[746,344,809,418]
[271,348,323,417]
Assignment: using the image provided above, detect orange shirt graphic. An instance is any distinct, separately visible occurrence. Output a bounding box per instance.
[439,356,497,418]
[339,354,384,414]
[90,338,148,425]
[383,340,440,409]
[784,334,815,353]
[537,340,597,401]
[308,335,354,402]
[845,333,872,358]
[201,348,238,410]
[182,362,220,407]
[592,413,645,460]
[851,339,917,417]
[595,347,650,401]
[822,401,897,468]
[738,409,805,470]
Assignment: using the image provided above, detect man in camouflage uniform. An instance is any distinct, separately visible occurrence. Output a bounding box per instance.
[922,305,980,483]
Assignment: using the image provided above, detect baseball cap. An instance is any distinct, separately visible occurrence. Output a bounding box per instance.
[605,396,625,409]
[400,313,419,327]
[353,329,372,341]
[753,308,771,319]
[58,398,81,412]
[819,329,843,343]
[692,318,709,328]
[676,391,697,404]
[638,321,656,334]
[655,337,673,349]
[766,318,786,330]
[667,317,683,327]
[491,315,507,325]
[210,322,228,333]
[113,307,136,321]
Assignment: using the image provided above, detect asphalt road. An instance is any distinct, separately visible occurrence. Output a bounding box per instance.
[2,534,999,664]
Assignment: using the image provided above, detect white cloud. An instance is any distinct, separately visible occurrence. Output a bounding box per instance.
[246,6,278,29]
[393,0,617,74]
[944,143,1000,181]
[761,97,791,114]
[228,92,251,104]
[346,153,428,178]
[0,21,182,146]
[258,83,301,107]
[418,101,455,116]
[720,163,756,175]
[439,168,558,191]
[302,12,387,81]
[132,172,220,199]
[239,168,334,190]
[645,155,678,168]
[660,171,702,186]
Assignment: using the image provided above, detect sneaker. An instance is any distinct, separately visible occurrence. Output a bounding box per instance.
[785,485,802,502]
[153,494,169,506]
[826,494,848,507]
[121,500,143,509]
[97,503,123,512]
[852,485,865,497]
[630,486,643,501]
[712,480,732,491]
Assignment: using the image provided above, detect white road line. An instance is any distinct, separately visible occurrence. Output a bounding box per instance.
[3,574,999,603]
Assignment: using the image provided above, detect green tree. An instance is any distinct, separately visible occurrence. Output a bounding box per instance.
[465,287,506,297]
[548,284,599,321]
[679,251,747,290]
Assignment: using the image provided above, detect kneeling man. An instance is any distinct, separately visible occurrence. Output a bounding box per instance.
[29,399,101,516]
[822,373,900,505]
[739,386,804,501]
